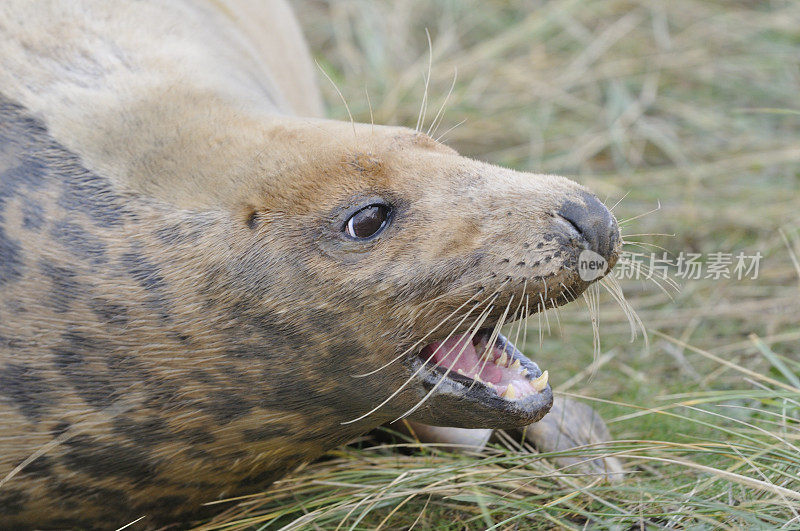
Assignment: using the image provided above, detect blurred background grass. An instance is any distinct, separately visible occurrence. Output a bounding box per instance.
[198,0,800,528]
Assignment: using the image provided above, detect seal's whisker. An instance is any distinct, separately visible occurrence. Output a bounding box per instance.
[358,275,501,379]
[550,296,564,336]
[622,232,676,238]
[364,84,375,139]
[582,283,602,381]
[523,292,530,352]
[343,280,509,423]
[415,28,433,132]
[385,279,513,422]
[608,190,631,212]
[618,200,661,225]
[465,294,516,393]
[396,302,497,421]
[621,239,672,254]
[537,301,544,349]
[315,60,357,140]
[619,249,655,259]
[434,118,467,144]
[412,276,494,314]
[538,291,551,336]
[616,250,681,292]
[341,295,491,424]
[616,256,679,297]
[427,67,458,138]
[352,288,485,378]
[510,279,529,355]
[600,275,648,348]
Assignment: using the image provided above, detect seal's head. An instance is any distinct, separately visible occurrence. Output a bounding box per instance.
[233,118,620,431]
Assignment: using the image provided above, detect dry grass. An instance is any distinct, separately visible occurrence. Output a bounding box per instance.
[195,0,800,528]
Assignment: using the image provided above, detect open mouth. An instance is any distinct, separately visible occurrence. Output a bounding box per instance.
[418,330,549,400]
[413,326,552,415]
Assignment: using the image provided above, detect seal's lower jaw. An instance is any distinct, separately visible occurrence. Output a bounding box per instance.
[407,330,553,429]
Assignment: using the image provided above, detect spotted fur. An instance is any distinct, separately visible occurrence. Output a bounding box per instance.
[0,1,619,528]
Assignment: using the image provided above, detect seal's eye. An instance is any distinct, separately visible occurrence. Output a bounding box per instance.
[345,204,391,240]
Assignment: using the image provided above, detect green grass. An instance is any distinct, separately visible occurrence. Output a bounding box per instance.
[196,0,800,528]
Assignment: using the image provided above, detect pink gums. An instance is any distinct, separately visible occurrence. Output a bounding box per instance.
[419,333,536,398]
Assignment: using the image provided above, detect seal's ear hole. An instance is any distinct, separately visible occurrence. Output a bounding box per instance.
[245,210,259,229]
[344,204,392,240]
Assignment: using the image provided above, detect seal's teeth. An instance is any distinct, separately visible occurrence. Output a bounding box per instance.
[480,350,493,362]
[502,383,516,400]
[521,368,528,377]
[496,352,508,367]
[510,359,521,371]
[485,381,496,389]
[456,369,465,376]
[531,370,549,392]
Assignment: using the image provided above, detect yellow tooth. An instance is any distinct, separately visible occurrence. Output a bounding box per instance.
[510,359,521,371]
[496,352,508,367]
[531,370,549,392]
[481,349,493,361]
[521,368,528,377]
[502,383,516,400]
[456,369,465,375]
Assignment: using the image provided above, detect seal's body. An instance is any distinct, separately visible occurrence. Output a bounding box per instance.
[0,1,621,528]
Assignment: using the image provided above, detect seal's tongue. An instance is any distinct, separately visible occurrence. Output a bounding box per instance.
[418,332,548,400]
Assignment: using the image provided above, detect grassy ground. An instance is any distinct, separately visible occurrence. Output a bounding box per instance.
[197,1,800,528]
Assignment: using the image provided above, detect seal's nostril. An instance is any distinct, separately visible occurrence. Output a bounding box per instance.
[556,192,619,260]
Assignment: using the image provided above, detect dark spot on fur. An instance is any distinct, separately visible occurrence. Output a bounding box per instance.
[238,468,282,489]
[119,250,165,290]
[51,481,131,515]
[0,159,47,209]
[90,298,129,326]
[517,261,526,266]
[140,495,190,514]
[0,226,23,286]
[154,223,186,245]
[51,221,107,264]
[52,421,71,436]
[16,455,55,479]
[0,363,55,420]
[0,489,27,515]
[62,433,157,481]
[176,427,215,445]
[536,242,544,249]
[21,197,45,230]
[241,423,296,443]
[58,167,131,228]
[41,261,84,314]
[119,250,172,321]
[246,210,258,229]
[155,219,204,245]
[523,242,530,249]
[112,416,174,447]
[52,330,119,409]
[187,369,256,421]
